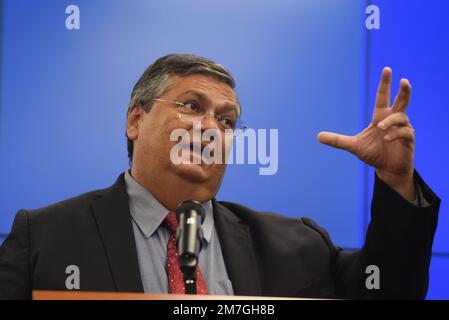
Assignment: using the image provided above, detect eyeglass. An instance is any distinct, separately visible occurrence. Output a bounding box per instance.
[153,98,247,132]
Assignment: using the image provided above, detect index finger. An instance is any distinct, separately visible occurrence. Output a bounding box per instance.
[375,67,392,110]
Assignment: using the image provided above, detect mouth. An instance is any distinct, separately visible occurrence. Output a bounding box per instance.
[190,142,215,160]
[177,142,216,165]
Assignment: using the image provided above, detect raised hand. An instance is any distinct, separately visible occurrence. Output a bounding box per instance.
[317,67,416,201]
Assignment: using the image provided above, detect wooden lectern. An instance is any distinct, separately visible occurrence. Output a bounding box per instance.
[33,290,307,300]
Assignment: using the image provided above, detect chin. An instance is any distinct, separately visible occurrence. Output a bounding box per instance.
[173,162,214,183]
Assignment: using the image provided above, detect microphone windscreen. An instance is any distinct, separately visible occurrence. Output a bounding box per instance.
[175,200,205,223]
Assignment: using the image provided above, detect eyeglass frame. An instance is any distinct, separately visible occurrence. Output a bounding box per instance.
[152,98,247,131]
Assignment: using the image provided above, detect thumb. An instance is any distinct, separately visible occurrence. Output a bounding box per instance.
[317,131,357,154]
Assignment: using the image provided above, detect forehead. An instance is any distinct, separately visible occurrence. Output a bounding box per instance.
[168,74,238,104]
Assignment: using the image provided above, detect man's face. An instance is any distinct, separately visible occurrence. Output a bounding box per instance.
[128,74,238,197]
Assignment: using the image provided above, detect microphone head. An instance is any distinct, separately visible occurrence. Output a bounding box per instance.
[175,200,206,223]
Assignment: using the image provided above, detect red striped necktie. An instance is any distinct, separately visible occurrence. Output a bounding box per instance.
[164,211,208,295]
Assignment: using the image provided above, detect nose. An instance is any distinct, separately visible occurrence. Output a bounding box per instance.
[200,112,219,130]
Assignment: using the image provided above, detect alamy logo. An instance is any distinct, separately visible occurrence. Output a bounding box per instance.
[169,121,279,176]
[65,5,80,30]
[65,265,80,290]
[366,5,380,30]
[365,265,380,290]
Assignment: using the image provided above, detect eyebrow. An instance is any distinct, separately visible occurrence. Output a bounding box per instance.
[176,90,240,116]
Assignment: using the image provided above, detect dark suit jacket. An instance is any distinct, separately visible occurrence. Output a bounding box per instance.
[0,170,440,299]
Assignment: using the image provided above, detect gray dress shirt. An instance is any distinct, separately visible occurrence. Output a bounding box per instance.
[124,171,234,295]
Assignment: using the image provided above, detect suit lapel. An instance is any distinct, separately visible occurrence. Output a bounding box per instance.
[212,200,262,296]
[91,173,144,293]
[90,175,261,296]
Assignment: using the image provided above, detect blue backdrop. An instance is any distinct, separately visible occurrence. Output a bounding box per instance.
[365,0,449,299]
[0,0,447,298]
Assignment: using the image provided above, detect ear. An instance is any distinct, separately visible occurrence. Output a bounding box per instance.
[126,106,143,141]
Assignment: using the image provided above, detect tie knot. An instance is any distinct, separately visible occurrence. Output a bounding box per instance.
[164,211,178,234]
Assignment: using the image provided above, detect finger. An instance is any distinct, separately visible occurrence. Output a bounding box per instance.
[375,67,392,110]
[317,131,357,153]
[391,78,412,112]
[377,112,410,130]
[383,126,415,142]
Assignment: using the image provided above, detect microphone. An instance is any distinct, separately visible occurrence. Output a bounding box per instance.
[175,200,205,294]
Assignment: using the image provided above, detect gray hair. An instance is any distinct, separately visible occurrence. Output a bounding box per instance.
[126,53,240,163]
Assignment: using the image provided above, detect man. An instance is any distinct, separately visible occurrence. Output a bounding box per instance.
[0,54,440,299]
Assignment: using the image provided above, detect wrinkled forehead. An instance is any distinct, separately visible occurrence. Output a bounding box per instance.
[167,74,241,116]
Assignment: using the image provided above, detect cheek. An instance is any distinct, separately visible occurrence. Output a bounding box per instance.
[142,116,190,157]
[137,116,170,153]
[218,132,233,163]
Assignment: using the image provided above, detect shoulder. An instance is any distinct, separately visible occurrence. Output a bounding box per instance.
[25,189,101,220]
[217,200,300,224]
[21,174,124,226]
[216,200,335,248]
[216,200,340,261]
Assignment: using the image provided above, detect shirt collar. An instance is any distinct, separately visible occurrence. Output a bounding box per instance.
[124,170,214,244]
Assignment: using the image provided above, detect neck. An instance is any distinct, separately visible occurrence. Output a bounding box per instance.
[129,167,215,211]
